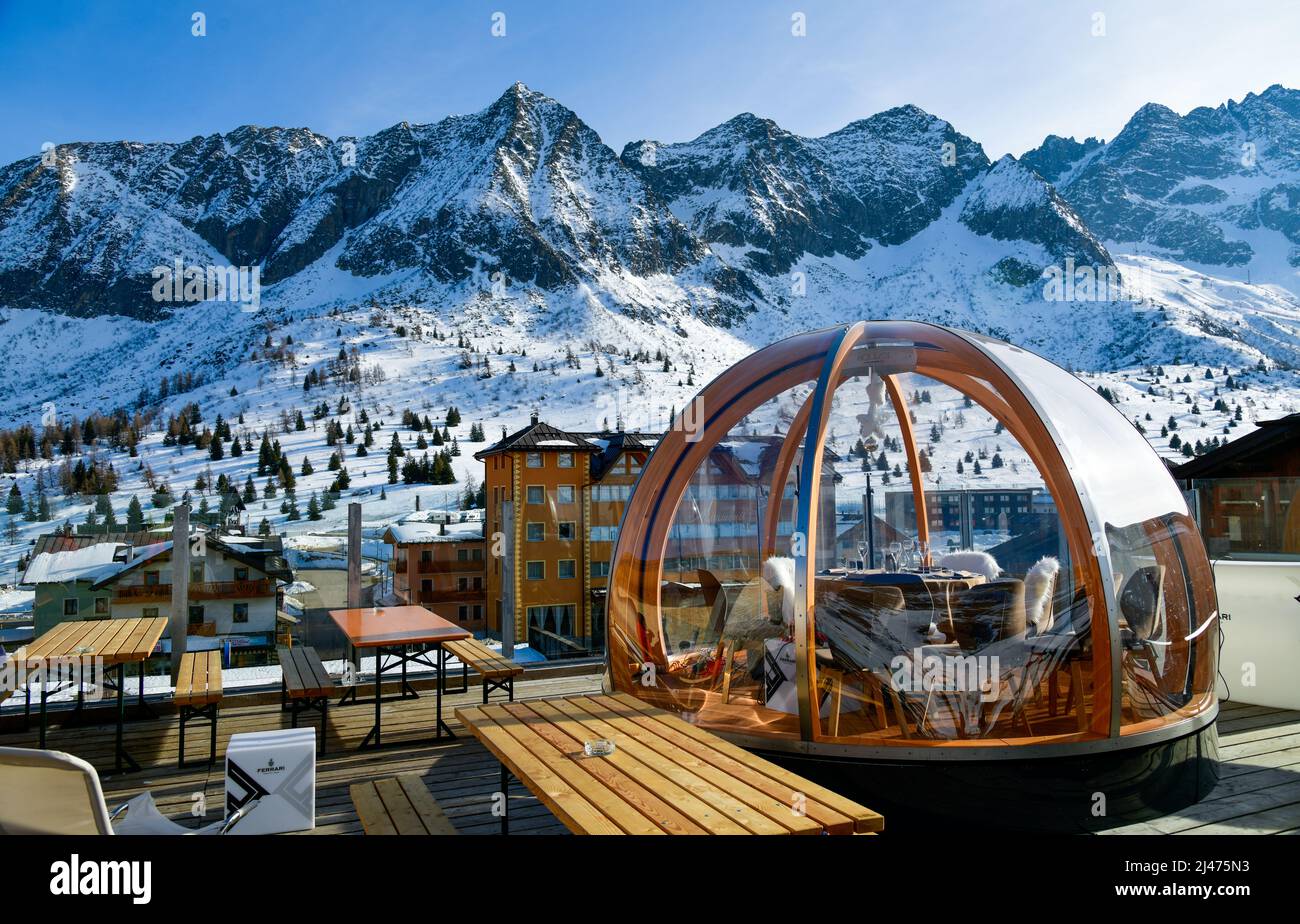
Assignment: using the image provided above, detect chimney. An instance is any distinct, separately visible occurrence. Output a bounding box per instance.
[530,409,539,426]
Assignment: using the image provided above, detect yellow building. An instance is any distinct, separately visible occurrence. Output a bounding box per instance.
[473,415,836,658]
[477,416,600,657]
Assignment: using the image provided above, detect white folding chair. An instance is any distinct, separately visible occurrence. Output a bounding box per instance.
[0,746,247,835]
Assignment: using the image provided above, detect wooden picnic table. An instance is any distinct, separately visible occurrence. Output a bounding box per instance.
[456,692,884,835]
[328,606,471,749]
[17,616,168,773]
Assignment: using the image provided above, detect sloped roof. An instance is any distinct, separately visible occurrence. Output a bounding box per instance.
[576,430,663,481]
[1171,414,1300,479]
[383,520,486,545]
[474,420,599,459]
[22,542,132,585]
[22,537,172,586]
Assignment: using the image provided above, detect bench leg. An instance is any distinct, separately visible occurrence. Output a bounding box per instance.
[178,703,219,769]
[286,696,329,753]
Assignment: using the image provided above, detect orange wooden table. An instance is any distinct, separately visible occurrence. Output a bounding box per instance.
[328,606,471,748]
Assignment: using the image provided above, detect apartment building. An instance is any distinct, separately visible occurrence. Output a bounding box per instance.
[382,517,487,633]
[21,530,292,666]
[472,415,840,658]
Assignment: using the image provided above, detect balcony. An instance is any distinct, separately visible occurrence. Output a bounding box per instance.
[415,559,486,575]
[417,589,486,605]
[187,621,217,637]
[113,584,172,602]
[189,579,274,599]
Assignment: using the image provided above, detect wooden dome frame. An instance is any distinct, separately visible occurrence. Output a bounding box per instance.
[606,321,1218,757]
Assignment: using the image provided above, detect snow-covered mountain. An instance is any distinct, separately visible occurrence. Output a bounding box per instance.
[1022,84,1300,293]
[1,82,1299,436]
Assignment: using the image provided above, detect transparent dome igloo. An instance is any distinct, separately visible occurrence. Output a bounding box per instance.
[606,321,1219,769]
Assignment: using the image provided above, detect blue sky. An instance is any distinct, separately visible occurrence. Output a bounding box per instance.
[1,0,1297,166]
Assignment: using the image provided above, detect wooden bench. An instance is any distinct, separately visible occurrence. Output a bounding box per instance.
[350,774,458,835]
[174,650,223,768]
[278,646,335,753]
[439,638,523,703]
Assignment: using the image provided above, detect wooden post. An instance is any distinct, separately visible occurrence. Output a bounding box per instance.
[169,504,190,683]
[347,503,362,608]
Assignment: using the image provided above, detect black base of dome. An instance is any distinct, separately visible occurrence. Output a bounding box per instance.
[754,722,1220,833]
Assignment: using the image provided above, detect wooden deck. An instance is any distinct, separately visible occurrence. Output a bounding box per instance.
[1103,699,1300,835]
[4,679,1300,834]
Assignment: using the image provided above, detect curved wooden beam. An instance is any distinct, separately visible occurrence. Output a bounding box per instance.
[884,374,931,567]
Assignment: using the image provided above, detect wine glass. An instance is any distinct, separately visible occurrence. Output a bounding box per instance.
[856,539,870,571]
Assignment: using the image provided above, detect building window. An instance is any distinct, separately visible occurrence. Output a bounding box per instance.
[188,605,205,625]
[526,561,545,581]
[421,549,433,562]
[458,577,469,591]
[234,567,249,582]
[526,485,545,505]
[558,559,576,579]
[458,605,469,621]
[591,560,611,578]
[627,457,642,474]
[233,603,249,624]
[557,485,576,504]
[558,452,574,468]
[143,607,159,618]
[558,521,577,541]
[144,571,160,586]
[472,548,483,561]
[456,548,469,561]
[590,526,619,542]
[526,452,543,468]
[421,580,432,594]
[526,604,576,636]
[63,598,79,617]
[191,564,204,583]
[526,522,546,542]
[94,598,109,616]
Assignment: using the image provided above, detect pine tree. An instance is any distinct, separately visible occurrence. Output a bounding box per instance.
[126,495,145,531]
[307,492,322,521]
[5,484,20,515]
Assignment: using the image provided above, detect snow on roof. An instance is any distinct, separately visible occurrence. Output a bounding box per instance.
[535,439,580,446]
[22,542,132,585]
[386,519,485,544]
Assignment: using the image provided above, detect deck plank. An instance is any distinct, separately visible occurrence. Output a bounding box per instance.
[6,677,1300,835]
